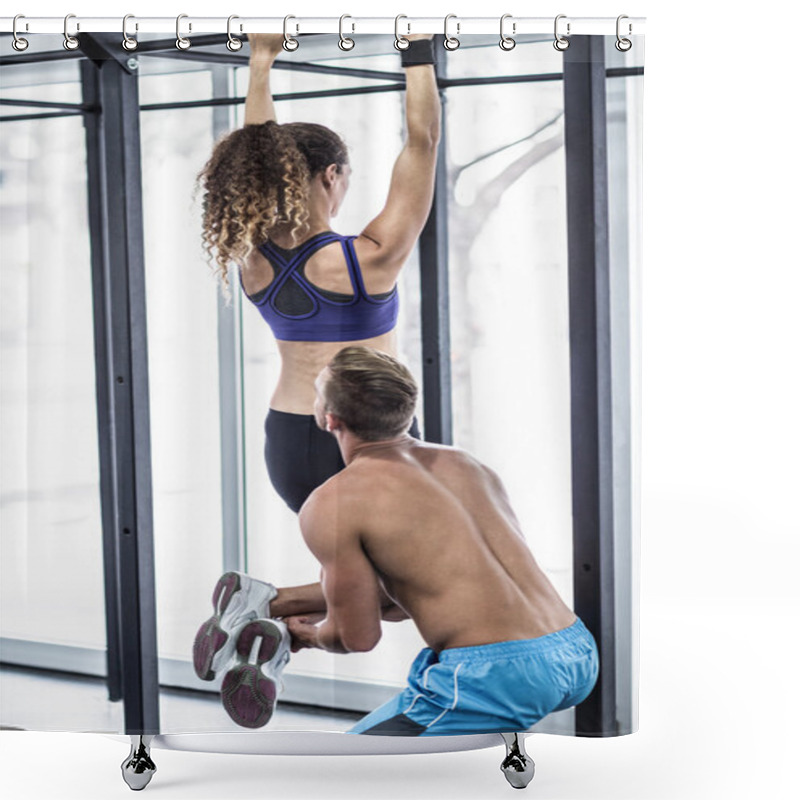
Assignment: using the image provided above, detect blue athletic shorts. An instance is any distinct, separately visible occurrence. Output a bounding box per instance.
[348,618,599,736]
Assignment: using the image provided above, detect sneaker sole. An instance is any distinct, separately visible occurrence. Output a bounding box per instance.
[220,619,284,729]
[192,572,243,681]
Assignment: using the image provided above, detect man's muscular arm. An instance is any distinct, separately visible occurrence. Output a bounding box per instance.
[291,486,384,654]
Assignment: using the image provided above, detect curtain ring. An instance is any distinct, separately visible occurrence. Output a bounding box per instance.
[283,15,299,51]
[615,15,633,52]
[553,14,570,51]
[499,14,516,51]
[63,14,80,50]
[444,14,460,51]
[226,15,243,52]
[122,15,138,51]
[12,14,29,51]
[176,14,191,50]
[394,14,410,51]
[339,14,355,51]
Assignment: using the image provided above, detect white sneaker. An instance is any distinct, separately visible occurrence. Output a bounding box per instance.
[220,618,291,729]
[192,572,278,681]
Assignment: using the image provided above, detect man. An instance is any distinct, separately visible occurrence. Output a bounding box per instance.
[194,346,598,735]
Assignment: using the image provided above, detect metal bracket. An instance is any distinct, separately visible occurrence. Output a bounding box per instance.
[79,32,140,73]
[500,733,535,789]
[121,735,157,791]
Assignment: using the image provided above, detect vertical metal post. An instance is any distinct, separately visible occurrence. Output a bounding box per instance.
[211,65,248,573]
[563,35,618,736]
[81,61,122,702]
[80,34,160,735]
[418,39,453,444]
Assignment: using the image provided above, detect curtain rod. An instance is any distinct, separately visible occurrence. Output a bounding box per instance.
[1,16,646,37]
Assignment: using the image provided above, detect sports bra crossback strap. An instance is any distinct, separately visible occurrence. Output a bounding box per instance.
[342,236,371,298]
[257,232,343,301]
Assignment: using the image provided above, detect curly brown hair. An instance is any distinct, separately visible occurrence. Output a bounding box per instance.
[197,121,348,288]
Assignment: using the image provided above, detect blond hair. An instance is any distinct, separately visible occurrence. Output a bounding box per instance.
[324,347,418,441]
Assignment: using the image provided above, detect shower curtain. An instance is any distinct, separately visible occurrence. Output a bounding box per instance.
[0,22,643,761]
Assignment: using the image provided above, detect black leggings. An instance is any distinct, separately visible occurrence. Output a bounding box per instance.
[265,409,421,513]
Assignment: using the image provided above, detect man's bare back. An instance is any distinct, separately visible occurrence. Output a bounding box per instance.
[300,435,576,653]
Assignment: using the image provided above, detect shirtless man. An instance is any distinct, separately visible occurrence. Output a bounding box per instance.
[194,346,598,734]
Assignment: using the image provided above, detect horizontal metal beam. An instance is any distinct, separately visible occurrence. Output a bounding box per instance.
[0,42,645,81]
[139,82,406,112]
[0,97,92,110]
[151,47,405,82]
[441,71,563,88]
[440,66,644,89]
[1,110,86,122]
[607,66,645,78]
[1,65,645,124]
[0,48,82,66]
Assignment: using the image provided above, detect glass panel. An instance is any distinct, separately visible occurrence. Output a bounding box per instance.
[314,53,403,74]
[139,63,218,105]
[0,114,106,656]
[606,53,643,734]
[446,37,562,80]
[606,32,645,71]
[139,72,226,678]
[244,61,399,100]
[446,42,574,607]
[0,59,83,117]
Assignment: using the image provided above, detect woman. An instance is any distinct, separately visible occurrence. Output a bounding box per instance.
[198,33,441,513]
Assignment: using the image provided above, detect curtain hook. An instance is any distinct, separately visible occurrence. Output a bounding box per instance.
[122,14,138,51]
[339,14,355,51]
[554,14,570,51]
[176,14,191,50]
[444,14,460,51]
[283,15,299,51]
[63,14,80,50]
[227,15,243,52]
[499,14,516,51]
[11,14,29,51]
[615,15,633,52]
[394,14,410,51]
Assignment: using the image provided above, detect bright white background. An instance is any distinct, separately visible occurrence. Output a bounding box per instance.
[2,1,798,799]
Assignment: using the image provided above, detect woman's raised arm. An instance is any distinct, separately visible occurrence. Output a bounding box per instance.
[244,34,285,125]
[359,35,442,272]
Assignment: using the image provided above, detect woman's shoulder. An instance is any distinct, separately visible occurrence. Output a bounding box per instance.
[351,233,390,267]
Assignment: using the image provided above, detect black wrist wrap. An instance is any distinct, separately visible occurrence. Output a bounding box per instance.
[400,38,436,67]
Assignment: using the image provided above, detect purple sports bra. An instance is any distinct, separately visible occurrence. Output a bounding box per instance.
[241,231,399,343]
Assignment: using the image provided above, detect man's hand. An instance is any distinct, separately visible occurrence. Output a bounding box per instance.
[285,615,322,653]
[407,33,435,42]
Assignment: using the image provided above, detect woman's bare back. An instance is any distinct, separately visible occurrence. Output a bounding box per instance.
[243,234,401,413]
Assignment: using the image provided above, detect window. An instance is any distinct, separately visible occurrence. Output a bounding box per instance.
[1,65,106,704]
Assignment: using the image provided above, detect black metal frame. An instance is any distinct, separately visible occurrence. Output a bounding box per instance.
[418,43,453,444]
[563,36,618,736]
[79,33,160,736]
[0,32,640,738]
[80,55,123,706]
